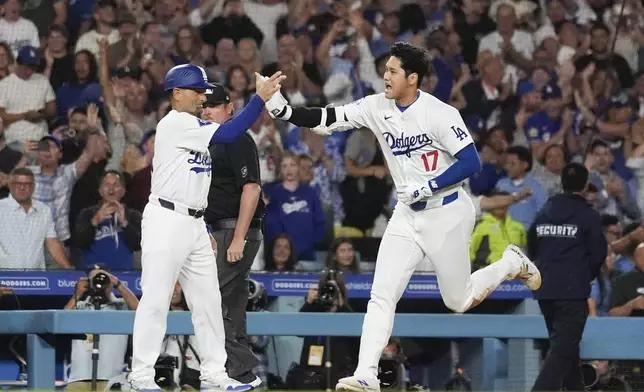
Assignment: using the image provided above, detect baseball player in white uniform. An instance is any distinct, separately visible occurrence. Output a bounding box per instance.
[264,42,542,392]
[127,64,285,391]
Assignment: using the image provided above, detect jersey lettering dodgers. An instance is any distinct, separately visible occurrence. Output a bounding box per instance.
[150,110,223,209]
[342,91,473,200]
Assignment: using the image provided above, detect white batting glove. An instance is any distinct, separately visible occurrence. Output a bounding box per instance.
[399,183,434,205]
[261,74,289,119]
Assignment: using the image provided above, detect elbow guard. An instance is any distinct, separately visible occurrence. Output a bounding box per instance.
[312,106,355,135]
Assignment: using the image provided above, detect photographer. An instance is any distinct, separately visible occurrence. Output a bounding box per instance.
[246,280,270,389]
[293,270,357,389]
[64,266,138,390]
[158,283,201,390]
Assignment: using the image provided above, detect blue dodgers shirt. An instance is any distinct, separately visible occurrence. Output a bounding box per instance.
[81,215,134,270]
[264,182,326,261]
[524,111,560,143]
[496,174,548,230]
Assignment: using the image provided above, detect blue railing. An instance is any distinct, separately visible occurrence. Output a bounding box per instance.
[0,271,531,299]
[1,311,643,390]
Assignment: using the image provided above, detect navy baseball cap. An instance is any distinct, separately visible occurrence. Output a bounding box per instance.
[561,162,589,193]
[465,114,486,136]
[542,83,562,100]
[204,83,230,107]
[80,83,104,107]
[39,135,62,151]
[517,79,537,96]
[17,46,41,66]
[525,111,557,141]
[608,92,632,109]
[113,66,140,80]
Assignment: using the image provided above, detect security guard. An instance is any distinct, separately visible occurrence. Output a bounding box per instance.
[527,162,607,391]
[203,83,264,386]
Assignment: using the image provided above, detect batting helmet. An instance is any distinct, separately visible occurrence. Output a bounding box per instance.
[163,64,215,91]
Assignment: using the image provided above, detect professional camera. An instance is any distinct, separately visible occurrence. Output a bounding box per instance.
[89,272,110,295]
[247,279,267,312]
[317,269,340,308]
[378,355,405,390]
[154,354,179,390]
[582,361,632,391]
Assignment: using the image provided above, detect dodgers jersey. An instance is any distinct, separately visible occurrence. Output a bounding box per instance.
[342,91,472,200]
[150,110,222,209]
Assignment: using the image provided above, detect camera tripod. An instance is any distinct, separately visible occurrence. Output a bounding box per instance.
[89,295,106,391]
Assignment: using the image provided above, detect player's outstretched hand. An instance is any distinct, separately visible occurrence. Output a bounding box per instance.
[255,72,286,102]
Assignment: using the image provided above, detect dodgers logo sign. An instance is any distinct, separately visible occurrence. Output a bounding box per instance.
[383,132,433,157]
[188,151,212,174]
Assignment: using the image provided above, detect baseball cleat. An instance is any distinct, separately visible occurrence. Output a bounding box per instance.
[336,375,381,392]
[201,376,254,391]
[123,377,162,391]
[505,244,542,290]
[248,376,262,388]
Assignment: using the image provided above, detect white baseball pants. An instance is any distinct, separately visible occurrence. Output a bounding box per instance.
[355,188,519,378]
[130,203,228,382]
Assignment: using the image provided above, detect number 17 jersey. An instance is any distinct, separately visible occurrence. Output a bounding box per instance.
[341,91,473,200]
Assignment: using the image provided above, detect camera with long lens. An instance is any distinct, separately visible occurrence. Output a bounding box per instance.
[317,269,340,308]
[247,279,267,312]
[88,271,110,302]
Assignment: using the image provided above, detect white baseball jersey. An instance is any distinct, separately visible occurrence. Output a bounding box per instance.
[341,91,473,202]
[150,110,223,209]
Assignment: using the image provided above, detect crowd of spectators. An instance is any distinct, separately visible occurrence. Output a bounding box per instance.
[1,0,644,320]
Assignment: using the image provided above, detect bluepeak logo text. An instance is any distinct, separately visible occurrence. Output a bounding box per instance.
[188,151,211,174]
[384,132,433,157]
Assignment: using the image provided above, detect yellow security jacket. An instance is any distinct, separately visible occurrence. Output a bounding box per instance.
[470,213,526,267]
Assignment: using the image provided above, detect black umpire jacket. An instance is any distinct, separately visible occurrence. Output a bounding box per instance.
[527,193,607,300]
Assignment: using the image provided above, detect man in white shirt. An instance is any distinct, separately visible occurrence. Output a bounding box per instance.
[75,0,121,61]
[0,46,56,154]
[30,134,97,243]
[0,167,73,269]
[0,0,39,57]
[478,4,534,81]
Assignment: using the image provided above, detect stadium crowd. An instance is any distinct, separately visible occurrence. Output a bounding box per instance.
[2,0,644,388]
[2,0,644,306]
[1,0,644,301]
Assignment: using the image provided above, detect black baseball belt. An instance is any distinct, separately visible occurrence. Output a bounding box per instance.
[157,198,205,219]
[209,218,263,240]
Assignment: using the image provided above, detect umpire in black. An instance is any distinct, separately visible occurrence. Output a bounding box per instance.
[527,162,607,391]
[202,83,264,386]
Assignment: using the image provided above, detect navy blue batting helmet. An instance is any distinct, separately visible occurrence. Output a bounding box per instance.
[164,64,215,91]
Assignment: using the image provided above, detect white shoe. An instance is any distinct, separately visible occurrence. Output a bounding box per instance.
[123,376,161,392]
[504,245,541,290]
[336,375,381,392]
[201,376,254,391]
[247,376,262,388]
